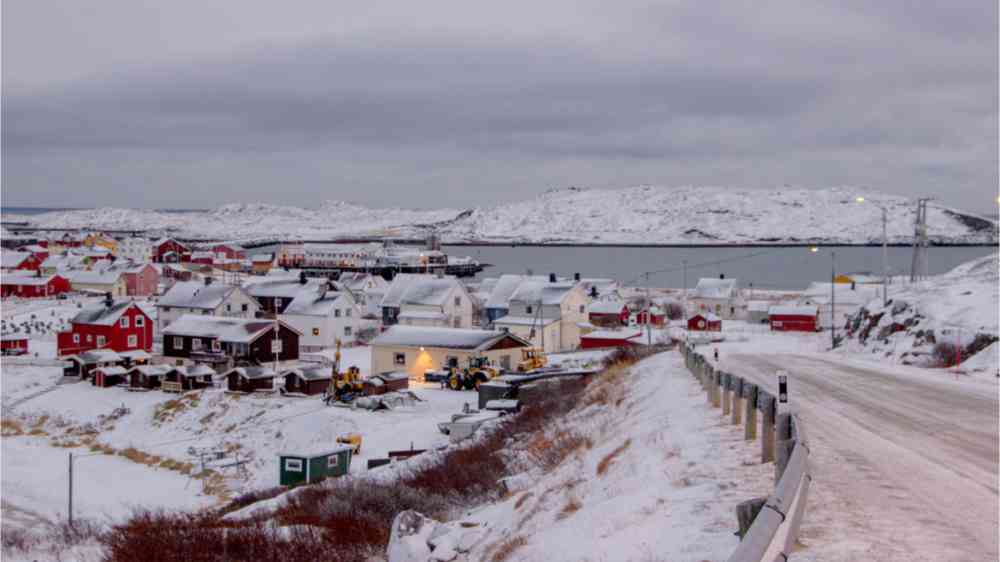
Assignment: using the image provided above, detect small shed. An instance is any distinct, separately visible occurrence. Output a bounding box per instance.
[0,335,29,355]
[119,349,152,368]
[579,329,643,350]
[62,349,123,379]
[768,305,819,333]
[687,313,722,332]
[92,366,129,388]
[128,365,171,390]
[278,445,353,486]
[224,366,276,393]
[163,364,216,392]
[281,366,331,396]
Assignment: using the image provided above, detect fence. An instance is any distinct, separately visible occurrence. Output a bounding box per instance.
[680,343,812,562]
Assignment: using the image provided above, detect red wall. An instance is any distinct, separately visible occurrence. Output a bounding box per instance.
[154,240,191,263]
[1,276,71,299]
[1,339,28,351]
[57,305,154,356]
[769,315,818,332]
[124,266,160,296]
[688,315,721,332]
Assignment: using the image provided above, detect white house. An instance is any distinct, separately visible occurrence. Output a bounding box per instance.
[117,237,152,262]
[494,276,588,352]
[689,276,744,320]
[155,279,260,334]
[279,286,361,351]
[336,272,389,318]
[396,276,475,329]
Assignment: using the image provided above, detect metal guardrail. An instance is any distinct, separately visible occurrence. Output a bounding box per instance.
[680,343,812,562]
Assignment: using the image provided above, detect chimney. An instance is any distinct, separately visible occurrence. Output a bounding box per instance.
[719,273,725,279]
[549,273,557,283]
[104,291,113,308]
[574,272,581,282]
[204,276,213,286]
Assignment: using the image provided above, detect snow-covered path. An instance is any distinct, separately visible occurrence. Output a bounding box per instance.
[721,352,998,562]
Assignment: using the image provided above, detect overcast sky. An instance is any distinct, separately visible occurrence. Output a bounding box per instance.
[3,1,997,210]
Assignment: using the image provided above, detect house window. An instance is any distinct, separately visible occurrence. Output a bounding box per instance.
[454,296,461,307]
[192,338,203,350]
[394,352,406,366]
[120,317,129,328]
[526,305,533,314]
[285,458,303,472]
[446,356,458,368]
[334,309,341,318]
[275,298,283,308]
[344,326,352,336]
[327,455,339,469]
[242,303,249,312]
[162,306,171,313]
[500,327,509,333]
[86,334,93,343]
[96,336,106,347]
[173,337,183,349]
[73,334,80,343]
[127,335,138,347]
[135,316,145,327]
[345,308,352,317]
[579,305,585,314]
[312,328,320,336]
[452,317,461,328]
[226,304,232,312]
[500,355,511,370]
[212,340,221,352]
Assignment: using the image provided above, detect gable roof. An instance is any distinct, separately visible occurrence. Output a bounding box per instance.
[693,278,738,299]
[380,274,438,308]
[485,274,547,309]
[282,365,332,381]
[508,280,579,306]
[282,288,352,316]
[66,270,123,285]
[371,325,530,351]
[221,366,277,380]
[157,281,244,309]
[588,300,629,315]
[400,277,465,307]
[162,314,300,343]
[71,301,142,326]
[1,251,32,269]
[769,305,819,316]
[244,279,323,299]
[1,274,63,286]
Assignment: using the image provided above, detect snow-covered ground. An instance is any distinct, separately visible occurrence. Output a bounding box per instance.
[389,351,773,562]
[4,186,995,244]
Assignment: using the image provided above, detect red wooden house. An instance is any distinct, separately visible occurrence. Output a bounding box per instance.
[120,263,160,296]
[633,306,666,327]
[211,244,246,260]
[768,305,819,332]
[1,274,71,299]
[1,335,29,355]
[18,245,50,263]
[2,251,43,272]
[152,238,191,263]
[580,329,643,349]
[687,313,722,332]
[57,295,154,356]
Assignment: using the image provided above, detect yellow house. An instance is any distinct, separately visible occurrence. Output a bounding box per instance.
[833,273,884,285]
[67,271,127,297]
[84,233,119,256]
[370,325,530,380]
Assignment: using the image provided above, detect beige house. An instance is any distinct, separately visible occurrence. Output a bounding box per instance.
[396,277,474,329]
[370,325,530,379]
[66,270,128,297]
[493,278,588,352]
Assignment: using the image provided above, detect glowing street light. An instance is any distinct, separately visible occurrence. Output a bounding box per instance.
[809,246,819,253]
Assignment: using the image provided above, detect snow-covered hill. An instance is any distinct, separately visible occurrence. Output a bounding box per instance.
[5,187,996,244]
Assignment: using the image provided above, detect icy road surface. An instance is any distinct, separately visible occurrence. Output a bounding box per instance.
[720,352,998,562]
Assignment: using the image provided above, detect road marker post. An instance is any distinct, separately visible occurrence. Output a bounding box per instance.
[745,384,758,441]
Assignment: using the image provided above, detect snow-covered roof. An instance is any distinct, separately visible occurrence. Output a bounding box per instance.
[492,315,558,327]
[157,281,242,309]
[163,314,298,343]
[693,278,738,299]
[119,349,152,361]
[769,305,819,316]
[222,366,276,380]
[380,274,438,308]
[41,255,86,270]
[66,270,123,285]
[336,272,388,292]
[398,310,449,321]
[278,445,354,459]
[94,366,129,376]
[1,274,61,286]
[746,300,773,312]
[371,325,529,350]
[508,280,579,306]
[20,244,47,253]
[1,251,32,268]
[129,365,172,376]
[282,289,350,316]
[244,279,322,299]
[282,365,331,381]
[71,301,138,326]
[690,312,721,322]
[0,334,28,341]
[398,277,463,307]
[70,349,123,363]
[175,364,217,378]
[484,275,547,309]
[588,300,628,315]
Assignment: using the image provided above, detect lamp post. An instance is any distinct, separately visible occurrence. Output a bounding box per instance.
[856,196,889,307]
[810,247,836,348]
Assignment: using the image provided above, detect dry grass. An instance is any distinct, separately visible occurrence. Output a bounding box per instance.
[1,419,24,436]
[514,492,534,510]
[596,438,632,476]
[490,535,528,562]
[557,496,582,520]
[524,429,592,471]
[89,442,116,455]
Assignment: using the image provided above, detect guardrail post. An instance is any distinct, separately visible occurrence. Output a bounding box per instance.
[775,412,794,482]
[745,384,757,441]
[722,373,731,415]
[761,394,775,463]
[705,365,713,404]
[712,371,721,408]
[735,497,767,539]
[732,377,743,426]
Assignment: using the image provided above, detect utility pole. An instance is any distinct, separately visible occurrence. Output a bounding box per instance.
[909,198,931,282]
[644,272,652,346]
[682,259,688,316]
[880,206,888,307]
[68,452,74,527]
[830,250,836,349]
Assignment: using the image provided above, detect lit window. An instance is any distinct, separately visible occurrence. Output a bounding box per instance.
[86,334,93,343]
[394,352,405,366]
[312,328,320,336]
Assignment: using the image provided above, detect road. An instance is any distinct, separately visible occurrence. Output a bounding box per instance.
[721,352,998,562]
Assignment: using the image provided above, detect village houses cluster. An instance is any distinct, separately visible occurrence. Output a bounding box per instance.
[1,230,884,393]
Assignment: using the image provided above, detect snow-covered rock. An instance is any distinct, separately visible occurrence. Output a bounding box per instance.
[387,511,440,562]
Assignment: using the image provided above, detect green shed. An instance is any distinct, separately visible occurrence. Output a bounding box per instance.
[278,445,353,487]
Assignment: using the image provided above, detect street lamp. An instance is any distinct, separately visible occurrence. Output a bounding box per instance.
[810,246,836,348]
[856,196,889,307]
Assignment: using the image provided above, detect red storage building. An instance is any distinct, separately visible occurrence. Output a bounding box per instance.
[687,313,722,332]
[1,335,29,355]
[1,274,72,299]
[152,238,191,263]
[587,301,630,327]
[768,305,819,332]
[580,329,644,349]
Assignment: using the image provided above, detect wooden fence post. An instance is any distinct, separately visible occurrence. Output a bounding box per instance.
[712,371,721,408]
[722,373,731,415]
[775,412,794,482]
[732,377,743,426]
[761,394,775,463]
[745,384,757,441]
